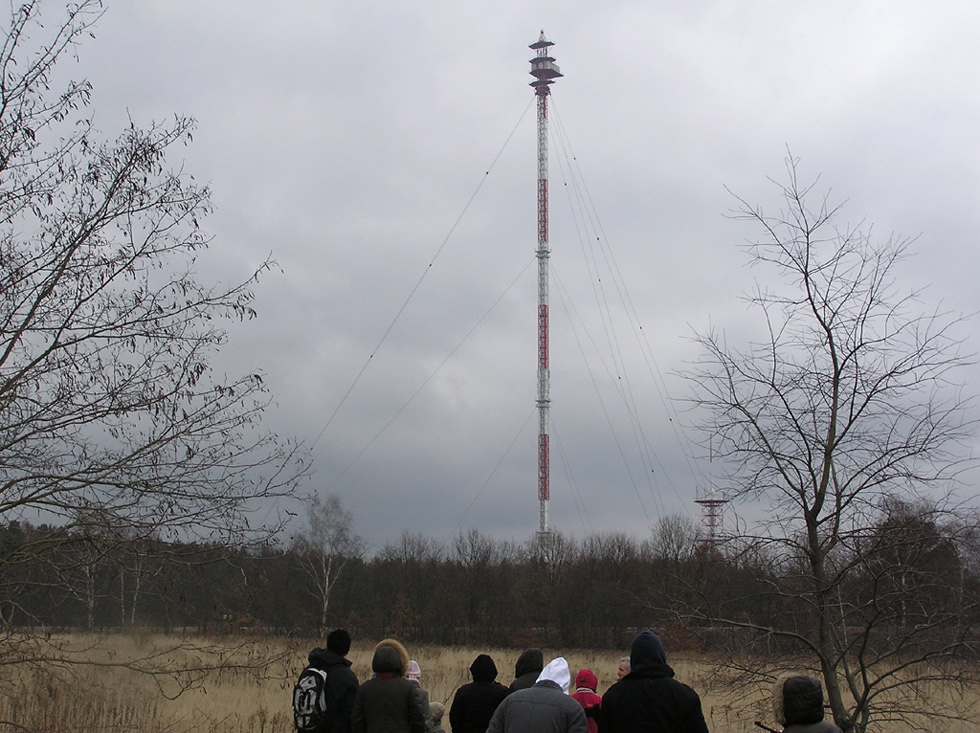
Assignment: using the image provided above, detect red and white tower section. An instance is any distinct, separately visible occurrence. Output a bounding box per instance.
[529,32,562,537]
[695,490,729,545]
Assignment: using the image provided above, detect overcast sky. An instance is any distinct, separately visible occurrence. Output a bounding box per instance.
[32,0,980,550]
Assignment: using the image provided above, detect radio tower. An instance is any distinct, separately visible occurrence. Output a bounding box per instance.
[695,490,729,545]
[529,31,562,538]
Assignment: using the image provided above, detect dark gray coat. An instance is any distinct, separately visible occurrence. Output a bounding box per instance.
[351,639,426,733]
[487,680,587,733]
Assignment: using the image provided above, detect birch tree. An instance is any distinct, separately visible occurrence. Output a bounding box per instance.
[293,493,365,634]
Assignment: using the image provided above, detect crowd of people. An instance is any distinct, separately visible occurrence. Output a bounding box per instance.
[297,629,841,733]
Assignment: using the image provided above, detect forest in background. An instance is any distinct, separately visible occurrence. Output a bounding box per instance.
[3,499,977,653]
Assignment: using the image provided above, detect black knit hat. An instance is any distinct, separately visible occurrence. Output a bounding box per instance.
[326,628,352,656]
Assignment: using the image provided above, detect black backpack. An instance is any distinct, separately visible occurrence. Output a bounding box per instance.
[293,665,334,732]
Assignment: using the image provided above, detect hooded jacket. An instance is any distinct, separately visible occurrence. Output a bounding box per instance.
[509,648,545,692]
[599,631,708,733]
[307,646,360,733]
[450,654,510,733]
[487,657,587,733]
[773,675,842,733]
[352,639,426,733]
[570,669,601,733]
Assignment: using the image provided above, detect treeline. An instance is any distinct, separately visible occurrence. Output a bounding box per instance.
[2,503,979,653]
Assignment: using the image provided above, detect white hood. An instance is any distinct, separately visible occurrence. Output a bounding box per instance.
[536,657,571,694]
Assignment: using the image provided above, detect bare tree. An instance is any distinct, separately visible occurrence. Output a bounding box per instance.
[0,1,307,550]
[683,156,980,731]
[650,514,698,565]
[293,493,365,634]
[450,529,515,644]
[377,531,445,641]
[0,0,310,702]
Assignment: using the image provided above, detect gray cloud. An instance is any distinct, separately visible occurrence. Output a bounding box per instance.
[50,0,980,548]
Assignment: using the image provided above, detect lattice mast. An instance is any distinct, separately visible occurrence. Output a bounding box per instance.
[695,491,729,545]
[529,32,562,537]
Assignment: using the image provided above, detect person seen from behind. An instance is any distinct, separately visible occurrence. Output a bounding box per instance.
[429,702,446,733]
[302,628,359,733]
[599,630,708,733]
[570,668,601,733]
[487,657,587,733]
[407,660,436,733]
[509,648,544,692]
[772,674,841,733]
[450,653,509,733]
[351,638,426,733]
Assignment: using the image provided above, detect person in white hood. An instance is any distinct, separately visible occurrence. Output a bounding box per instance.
[486,657,587,733]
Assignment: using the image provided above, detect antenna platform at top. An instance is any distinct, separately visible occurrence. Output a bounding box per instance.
[529,30,562,90]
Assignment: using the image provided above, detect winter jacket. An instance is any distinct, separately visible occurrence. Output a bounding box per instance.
[487,658,587,733]
[351,639,426,733]
[412,686,435,733]
[450,654,510,733]
[773,675,842,733]
[509,648,544,692]
[407,661,436,733]
[570,669,601,733]
[306,647,360,733]
[598,631,708,733]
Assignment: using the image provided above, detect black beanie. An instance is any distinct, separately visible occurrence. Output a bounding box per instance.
[327,628,352,656]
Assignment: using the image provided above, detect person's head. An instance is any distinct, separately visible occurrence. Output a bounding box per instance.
[407,660,422,686]
[326,628,352,657]
[575,668,597,692]
[515,648,544,677]
[429,702,445,724]
[616,656,630,679]
[470,653,499,683]
[371,638,410,676]
[774,674,826,727]
[629,630,667,669]
[537,657,571,694]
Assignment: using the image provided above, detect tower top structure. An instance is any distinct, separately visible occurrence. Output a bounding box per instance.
[695,489,729,545]
[529,31,563,92]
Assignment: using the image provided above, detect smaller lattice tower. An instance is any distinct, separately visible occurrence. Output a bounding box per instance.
[694,490,729,545]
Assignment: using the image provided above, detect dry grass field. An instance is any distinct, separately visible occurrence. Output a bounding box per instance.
[0,633,974,732]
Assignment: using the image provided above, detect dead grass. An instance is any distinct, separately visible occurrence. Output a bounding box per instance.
[0,634,975,732]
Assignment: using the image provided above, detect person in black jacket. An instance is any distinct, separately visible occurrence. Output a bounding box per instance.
[450,654,509,733]
[598,630,708,733]
[306,628,360,733]
[508,648,544,693]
